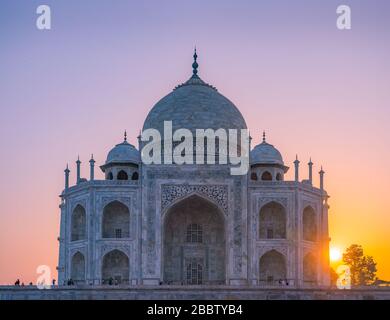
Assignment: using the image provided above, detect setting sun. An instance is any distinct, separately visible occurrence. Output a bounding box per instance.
[330,248,342,262]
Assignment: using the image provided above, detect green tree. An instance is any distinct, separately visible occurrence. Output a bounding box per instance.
[342,244,377,286]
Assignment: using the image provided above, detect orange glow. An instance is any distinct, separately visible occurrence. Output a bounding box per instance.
[330,247,342,263]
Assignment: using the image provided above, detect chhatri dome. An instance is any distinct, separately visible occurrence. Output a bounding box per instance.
[142,49,247,134]
[104,131,140,165]
[99,131,140,181]
[250,131,284,166]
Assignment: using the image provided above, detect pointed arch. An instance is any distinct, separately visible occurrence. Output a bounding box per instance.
[117,170,128,180]
[303,206,317,241]
[259,201,286,239]
[102,249,129,285]
[251,172,258,181]
[163,194,225,285]
[261,171,272,181]
[259,250,286,285]
[71,204,86,241]
[102,201,130,238]
[71,251,85,284]
[162,191,227,219]
[131,171,139,180]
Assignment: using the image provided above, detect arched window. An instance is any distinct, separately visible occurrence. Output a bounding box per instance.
[251,172,258,181]
[102,250,129,285]
[303,206,317,242]
[117,170,128,180]
[107,172,113,180]
[186,259,203,285]
[303,253,317,285]
[259,250,286,285]
[259,202,286,239]
[71,252,85,284]
[261,171,272,181]
[71,205,86,241]
[102,201,130,238]
[131,172,139,180]
[276,173,283,181]
[186,223,203,243]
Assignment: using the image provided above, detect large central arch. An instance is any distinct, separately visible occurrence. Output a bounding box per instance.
[163,194,226,285]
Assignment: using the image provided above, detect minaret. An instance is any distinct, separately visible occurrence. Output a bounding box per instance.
[294,155,300,182]
[319,166,325,191]
[308,158,313,185]
[89,154,95,181]
[76,156,81,184]
[64,164,70,190]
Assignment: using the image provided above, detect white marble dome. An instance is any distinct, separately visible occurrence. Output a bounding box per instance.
[142,74,247,134]
[250,139,284,166]
[105,140,140,165]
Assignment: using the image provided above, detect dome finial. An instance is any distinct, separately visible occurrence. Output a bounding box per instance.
[262,130,266,143]
[192,47,199,76]
[124,130,127,142]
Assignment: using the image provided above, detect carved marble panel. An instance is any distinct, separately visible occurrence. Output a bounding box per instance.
[161,184,229,215]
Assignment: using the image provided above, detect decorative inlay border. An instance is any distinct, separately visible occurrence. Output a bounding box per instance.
[258,197,288,209]
[100,243,131,257]
[161,184,228,215]
[69,246,86,258]
[258,246,288,258]
[70,199,87,212]
[101,196,131,209]
[302,200,318,213]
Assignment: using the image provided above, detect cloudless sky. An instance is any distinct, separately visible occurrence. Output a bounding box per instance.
[0,0,389,283]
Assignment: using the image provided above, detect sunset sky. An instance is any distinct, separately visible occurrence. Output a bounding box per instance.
[0,0,389,284]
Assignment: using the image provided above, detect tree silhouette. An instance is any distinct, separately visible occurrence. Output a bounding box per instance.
[342,244,377,286]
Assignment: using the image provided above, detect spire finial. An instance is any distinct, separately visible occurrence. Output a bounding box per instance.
[192,47,198,76]
[124,130,127,142]
[262,131,266,143]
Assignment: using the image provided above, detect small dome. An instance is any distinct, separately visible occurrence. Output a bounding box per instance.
[250,138,284,166]
[105,140,140,165]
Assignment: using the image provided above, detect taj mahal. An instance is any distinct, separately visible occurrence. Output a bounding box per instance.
[57,51,331,290]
